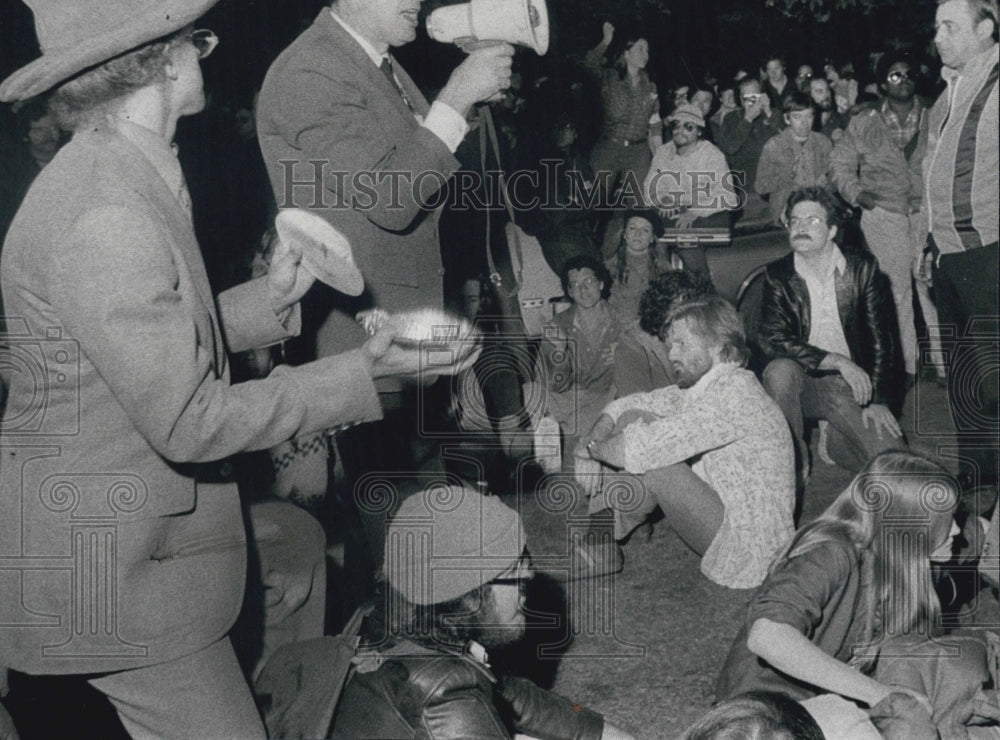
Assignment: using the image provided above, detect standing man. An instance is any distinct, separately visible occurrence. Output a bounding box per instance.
[760,188,906,482]
[257,1,515,571]
[808,77,849,143]
[917,0,999,497]
[0,0,444,736]
[258,1,513,361]
[756,92,833,224]
[831,52,927,386]
[761,55,793,110]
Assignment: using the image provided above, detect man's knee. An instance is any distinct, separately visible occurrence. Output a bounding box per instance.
[762,358,803,394]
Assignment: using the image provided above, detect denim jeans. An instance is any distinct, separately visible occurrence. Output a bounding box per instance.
[762,358,906,471]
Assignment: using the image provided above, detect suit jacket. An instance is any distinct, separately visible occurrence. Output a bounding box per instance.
[257,10,461,379]
[758,250,899,406]
[0,124,381,675]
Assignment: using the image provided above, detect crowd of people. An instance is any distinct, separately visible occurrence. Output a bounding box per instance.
[0,0,997,737]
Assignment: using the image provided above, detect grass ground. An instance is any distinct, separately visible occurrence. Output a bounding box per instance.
[508,376,999,738]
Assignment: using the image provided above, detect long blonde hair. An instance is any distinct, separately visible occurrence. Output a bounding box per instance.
[769,452,958,671]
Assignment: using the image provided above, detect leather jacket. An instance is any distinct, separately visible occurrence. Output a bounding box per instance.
[330,641,604,739]
[759,249,900,405]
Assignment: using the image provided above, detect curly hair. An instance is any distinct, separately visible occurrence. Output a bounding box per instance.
[561,254,613,301]
[782,187,845,240]
[638,270,716,338]
[49,29,189,131]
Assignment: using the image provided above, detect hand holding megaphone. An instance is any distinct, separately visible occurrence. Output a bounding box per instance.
[436,43,515,116]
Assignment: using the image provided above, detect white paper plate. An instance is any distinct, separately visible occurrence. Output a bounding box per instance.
[274,209,363,296]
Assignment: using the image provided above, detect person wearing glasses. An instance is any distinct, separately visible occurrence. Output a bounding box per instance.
[330,487,634,739]
[0,1,451,736]
[540,255,623,467]
[830,52,930,389]
[795,64,816,93]
[758,188,907,489]
[718,77,783,222]
[642,104,738,275]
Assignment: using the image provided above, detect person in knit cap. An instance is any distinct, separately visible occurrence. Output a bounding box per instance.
[331,485,635,739]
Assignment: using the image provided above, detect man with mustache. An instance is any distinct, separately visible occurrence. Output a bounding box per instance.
[758,187,906,485]
[330,487,633,739]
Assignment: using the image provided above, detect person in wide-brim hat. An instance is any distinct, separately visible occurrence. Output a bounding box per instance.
[0,1,449,738]
[0,0,220,102]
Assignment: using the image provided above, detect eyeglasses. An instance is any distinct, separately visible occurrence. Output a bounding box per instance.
[491,556,533,586]
[742,94,761,105]
[886,70,911,85]
[787,215,827,228]
[670,122,698,132]
[188,29,218,59]
[568,276,599,290]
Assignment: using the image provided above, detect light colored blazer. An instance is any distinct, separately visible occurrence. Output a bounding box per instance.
[257,10,461,380]
[0,125,381,675]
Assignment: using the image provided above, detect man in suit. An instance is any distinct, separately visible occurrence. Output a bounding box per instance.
[258,1,514,361]
[257,1,515,572]
[0,1,446,736]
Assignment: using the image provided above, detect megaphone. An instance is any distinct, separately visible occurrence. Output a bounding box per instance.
[426,0,549,55]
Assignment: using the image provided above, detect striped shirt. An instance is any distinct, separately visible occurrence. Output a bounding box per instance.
[922,44,999,254]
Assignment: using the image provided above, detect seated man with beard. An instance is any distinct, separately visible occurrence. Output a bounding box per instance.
[578,297,795,589]
[330,487,634,739]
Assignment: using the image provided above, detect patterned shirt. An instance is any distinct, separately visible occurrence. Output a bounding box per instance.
[603,363,795,588]
[878,98,921,151]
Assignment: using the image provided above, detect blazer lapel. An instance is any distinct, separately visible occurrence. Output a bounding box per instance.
[316,11,429,120]
[91,130,226,369]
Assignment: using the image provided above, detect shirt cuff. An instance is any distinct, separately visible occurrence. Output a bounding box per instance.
[423,101,469,153]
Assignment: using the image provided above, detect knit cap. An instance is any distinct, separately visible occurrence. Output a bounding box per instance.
[385,486,526,605]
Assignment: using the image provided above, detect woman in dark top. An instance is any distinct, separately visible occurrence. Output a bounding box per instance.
[717,451,959,708]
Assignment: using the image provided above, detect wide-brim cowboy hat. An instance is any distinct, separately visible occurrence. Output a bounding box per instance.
[0,0,220,103]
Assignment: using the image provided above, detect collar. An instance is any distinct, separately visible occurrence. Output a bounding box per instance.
[111,116,186,200]
[330,8,386,64]
[794,242,846,281]
[687,361,739,401]
[879,97,921,121]
[941,42,999,85]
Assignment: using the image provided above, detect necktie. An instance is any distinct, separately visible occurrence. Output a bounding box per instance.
[380,56,414,113]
